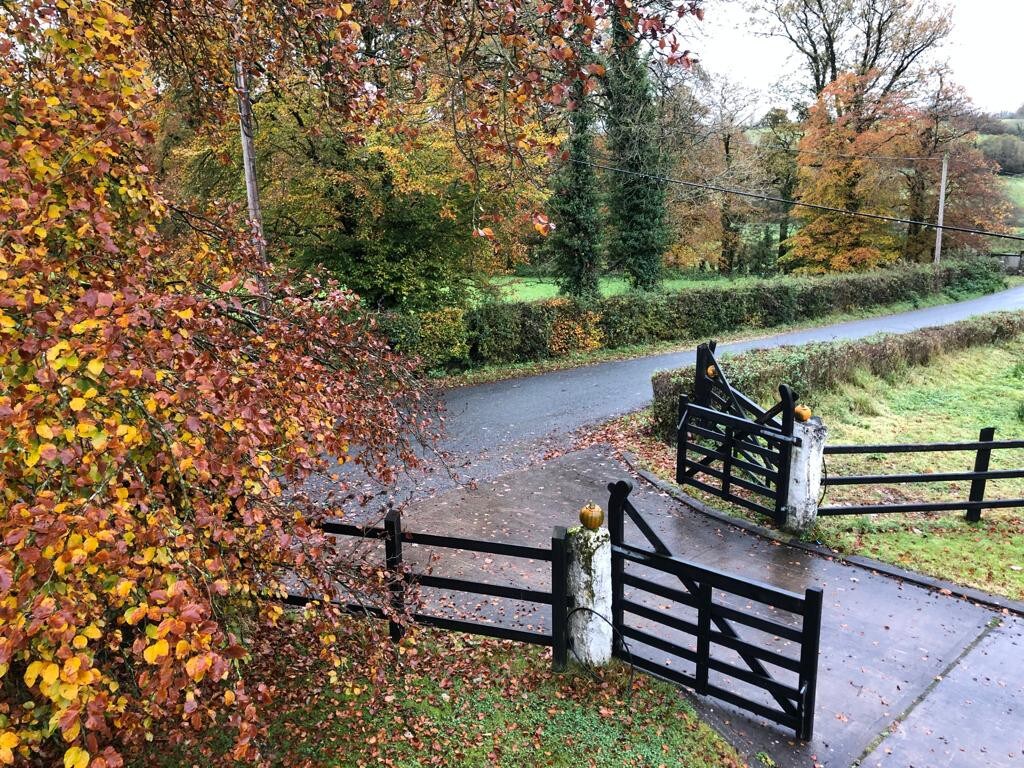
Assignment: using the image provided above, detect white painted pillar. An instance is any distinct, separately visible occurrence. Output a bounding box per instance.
[566,525,612,666]
[785,417,828,534]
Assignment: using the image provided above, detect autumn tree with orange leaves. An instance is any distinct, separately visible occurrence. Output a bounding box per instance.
[0,0,702,765]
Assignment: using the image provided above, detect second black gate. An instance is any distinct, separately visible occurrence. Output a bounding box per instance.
[677,341,801,526]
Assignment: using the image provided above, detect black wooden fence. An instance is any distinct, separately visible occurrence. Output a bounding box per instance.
[821,427,1024,518]
[286,511,570,669]
[608,481,823,740]
[677,342,800,525]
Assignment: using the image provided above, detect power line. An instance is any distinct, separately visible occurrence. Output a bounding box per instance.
[575,159,1024,244]
[774,146,944,163]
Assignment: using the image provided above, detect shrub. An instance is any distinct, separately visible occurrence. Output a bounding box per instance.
[650,311,1024,442]
[466,302,523,365]
[547,299,604,356]
[396,258,1006,371]
[383,307,469,370]
[598,292,671,347]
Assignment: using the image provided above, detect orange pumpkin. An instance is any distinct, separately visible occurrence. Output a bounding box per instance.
[579,502,604,531]
[706,365,717,378]
[794,404,813,422]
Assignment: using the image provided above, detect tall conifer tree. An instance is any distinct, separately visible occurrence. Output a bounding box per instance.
[605,4,667,290]
[546,80,602,299]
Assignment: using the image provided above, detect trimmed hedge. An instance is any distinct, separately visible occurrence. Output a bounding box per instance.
[389,259,1005,371]
[650,311,1024,443]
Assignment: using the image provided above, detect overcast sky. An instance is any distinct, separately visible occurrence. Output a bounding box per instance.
[692,0,1024,114]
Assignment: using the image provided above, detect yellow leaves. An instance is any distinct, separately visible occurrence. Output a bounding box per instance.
[143,638,168,664]
[86,358,104,376]
[70,319,98,335]
[0,731,19,765]
[35,423,54,439]
[69,398,86,412]
[24,661,59,688]
[63,745,89,768]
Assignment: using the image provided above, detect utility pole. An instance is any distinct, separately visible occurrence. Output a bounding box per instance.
[932,152,949,265]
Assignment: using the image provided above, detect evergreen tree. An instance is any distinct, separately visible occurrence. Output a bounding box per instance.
[605,7,668,290]
[546,82,602,299]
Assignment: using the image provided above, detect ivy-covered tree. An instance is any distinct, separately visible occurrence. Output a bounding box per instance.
[605,4,669,290]
[546,80,602,299]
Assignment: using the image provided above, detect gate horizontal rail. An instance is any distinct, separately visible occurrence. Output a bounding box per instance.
[289,512,569,666]
[821,427,1024,519]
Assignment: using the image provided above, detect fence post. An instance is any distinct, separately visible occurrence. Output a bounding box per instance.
[676,395,689,484]
[384,509,405,642]
[607,480,631,657]
[695,582,712,695]
[566,517,613,666]
[966,426,995,522]
[551,526,569,671]
[798,587,824,741]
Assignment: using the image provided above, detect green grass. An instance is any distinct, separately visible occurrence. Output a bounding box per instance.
[144,631,742,768]
[1001,175,1024,221]
[490,273,758,302]
[619,339,1024,601]
[806,339,1024,599]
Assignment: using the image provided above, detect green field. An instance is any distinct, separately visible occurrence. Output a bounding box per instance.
[1002,175,1024,220]
[491,273,758,302]
[807,339,1024,599]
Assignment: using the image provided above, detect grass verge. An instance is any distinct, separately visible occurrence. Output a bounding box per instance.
[141,627,743,768]
[610,339,1024,601]
[489,274,755,302]
[435,289,998,389]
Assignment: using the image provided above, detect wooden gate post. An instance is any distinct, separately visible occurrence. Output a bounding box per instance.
[551,526,569,671]
[607,480,631,657]
[966,426,995,522]
[384,509,405,642]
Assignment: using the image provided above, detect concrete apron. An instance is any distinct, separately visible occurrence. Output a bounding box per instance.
[398,447,1024,768]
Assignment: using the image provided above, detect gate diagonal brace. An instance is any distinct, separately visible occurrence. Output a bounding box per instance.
[615,487,800,720]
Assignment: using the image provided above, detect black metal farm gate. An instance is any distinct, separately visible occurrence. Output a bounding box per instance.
[282,475,823,740]
[677,341,801,525]
[607,480,823,741]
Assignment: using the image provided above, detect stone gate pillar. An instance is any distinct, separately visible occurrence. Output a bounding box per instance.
[785,417,828,534]
[566,504,613,666]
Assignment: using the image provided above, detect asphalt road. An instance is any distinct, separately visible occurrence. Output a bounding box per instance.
[442,284,1024,456]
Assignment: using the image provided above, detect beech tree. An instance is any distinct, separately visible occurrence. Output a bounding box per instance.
[0,1,703,765]
[783,74,908,272]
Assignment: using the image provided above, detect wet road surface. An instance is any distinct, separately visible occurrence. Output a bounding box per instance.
[442,285,1024,459]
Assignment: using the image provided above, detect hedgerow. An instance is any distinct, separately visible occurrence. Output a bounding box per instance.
[649,311,1024,442]
[396,259,1003,371]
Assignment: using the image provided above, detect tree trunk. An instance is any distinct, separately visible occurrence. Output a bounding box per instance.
[235,59,266,265]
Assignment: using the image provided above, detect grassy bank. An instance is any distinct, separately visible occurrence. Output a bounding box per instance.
[619,339,1024,601]
[143,628,742,768]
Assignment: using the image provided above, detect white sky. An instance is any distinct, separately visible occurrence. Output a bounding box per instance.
[692,0,1024,114]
